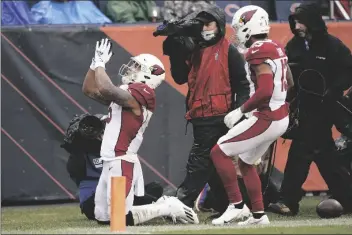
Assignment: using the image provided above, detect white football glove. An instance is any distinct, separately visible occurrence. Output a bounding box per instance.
[94,38,113,69]
[89,57,96,70]
[224,108,243,129]
[254,157,262,165]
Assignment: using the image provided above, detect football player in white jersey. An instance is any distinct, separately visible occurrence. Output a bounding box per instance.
[209,6,294,226]
[82,38,199,226]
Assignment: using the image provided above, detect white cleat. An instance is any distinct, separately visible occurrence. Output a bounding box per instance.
[163,196,199,224]
[177,218,189,224]
[212,204,251,225]
[238,214,270,226]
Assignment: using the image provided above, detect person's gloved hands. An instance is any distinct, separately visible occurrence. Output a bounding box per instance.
[89,57,96,70]
[224,108,244,128]
[254,157,262,165]
[94,38,113,69]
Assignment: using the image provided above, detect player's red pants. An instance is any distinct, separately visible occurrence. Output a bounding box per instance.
[211,116,288,212]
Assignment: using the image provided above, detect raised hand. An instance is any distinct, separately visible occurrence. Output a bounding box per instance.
[94,38,113,69]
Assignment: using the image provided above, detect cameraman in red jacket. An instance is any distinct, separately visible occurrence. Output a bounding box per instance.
[163,5,250,213]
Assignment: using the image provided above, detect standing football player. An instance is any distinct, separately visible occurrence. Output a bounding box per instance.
[82,38,199,226]
[210,6,294,226]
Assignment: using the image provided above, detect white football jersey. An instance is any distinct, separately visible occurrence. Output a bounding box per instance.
[100,83,156,161]
[243,39,289,120]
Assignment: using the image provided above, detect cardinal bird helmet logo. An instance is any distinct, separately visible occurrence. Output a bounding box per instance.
[149,64,165,76]
[239,9,257,25]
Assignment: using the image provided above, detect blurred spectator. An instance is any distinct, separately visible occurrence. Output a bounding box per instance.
[1,1,36,25]
[30,0,111,24]
[105,1,159,23]
[274,0,319,21]
[162,1,215,21]
[91,0,109,12]
[26,0,41,8]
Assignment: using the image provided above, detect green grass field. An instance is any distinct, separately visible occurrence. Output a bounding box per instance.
[2,196,352,234]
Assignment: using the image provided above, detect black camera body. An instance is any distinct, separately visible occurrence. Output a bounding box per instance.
[61,114,105,154]
[156,18,204,57]
[153,18,203,38]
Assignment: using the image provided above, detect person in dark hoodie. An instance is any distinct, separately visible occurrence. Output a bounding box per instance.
[268,2,352,216]
[162,5,250,213]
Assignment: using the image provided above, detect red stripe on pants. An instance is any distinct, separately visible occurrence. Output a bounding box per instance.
[121,160,134,198]
[222,118,272,144]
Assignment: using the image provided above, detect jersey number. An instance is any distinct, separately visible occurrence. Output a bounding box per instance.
[280,58,288,92]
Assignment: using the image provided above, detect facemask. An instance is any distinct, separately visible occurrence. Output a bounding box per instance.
[201,30,216,41]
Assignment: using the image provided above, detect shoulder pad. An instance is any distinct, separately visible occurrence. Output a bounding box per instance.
[128,83,156,111]
[245,40,286,65]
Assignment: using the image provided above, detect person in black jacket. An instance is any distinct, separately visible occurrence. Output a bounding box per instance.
[268,3,352,216]
[162,5,249,213]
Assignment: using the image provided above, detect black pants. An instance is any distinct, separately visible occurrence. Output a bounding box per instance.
[176,123,229,213]
[81,193,96,220]
[280,140,352,212]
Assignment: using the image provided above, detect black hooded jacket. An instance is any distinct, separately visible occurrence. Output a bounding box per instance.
[286,3,352,146]
[287,3,352,96]
[195,5,226,41]
[163,6,249,125]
